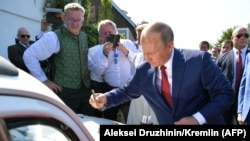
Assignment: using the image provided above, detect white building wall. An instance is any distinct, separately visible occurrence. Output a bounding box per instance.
[0,0,45,59]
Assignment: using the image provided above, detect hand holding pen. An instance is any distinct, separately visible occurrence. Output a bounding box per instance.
[89,89,107,110]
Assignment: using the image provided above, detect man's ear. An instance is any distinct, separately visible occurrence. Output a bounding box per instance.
[167,41,174,49]
[61,13,66,23]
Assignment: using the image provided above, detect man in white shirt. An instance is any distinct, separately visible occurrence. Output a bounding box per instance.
[88,19,139,122]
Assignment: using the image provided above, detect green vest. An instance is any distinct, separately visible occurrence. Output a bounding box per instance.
[54,26,90,89]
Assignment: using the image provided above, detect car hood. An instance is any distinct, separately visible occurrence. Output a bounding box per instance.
[77,114,123,141]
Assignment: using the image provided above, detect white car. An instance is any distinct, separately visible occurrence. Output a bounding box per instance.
[0,56,122,141]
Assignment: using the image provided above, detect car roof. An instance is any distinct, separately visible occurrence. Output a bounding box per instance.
[0,56,63,103]
[0,56,95,140]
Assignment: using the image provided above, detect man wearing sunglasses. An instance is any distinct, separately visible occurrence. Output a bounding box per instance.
[216,26,250,125]
[7,27,34,73]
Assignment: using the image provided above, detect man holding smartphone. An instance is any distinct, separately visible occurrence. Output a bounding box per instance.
[88,19,139,123]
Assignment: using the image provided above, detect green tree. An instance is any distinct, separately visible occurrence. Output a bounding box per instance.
[215,26,236,47]
[82,23,98,47]
[98,0,113,21]
[81,0,91,24]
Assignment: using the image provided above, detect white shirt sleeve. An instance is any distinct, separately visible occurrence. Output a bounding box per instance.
[193,112,206,125]
[36,30,46,40]
[23,31,60,82]
[122,39,140,62]
[88,45,109,76]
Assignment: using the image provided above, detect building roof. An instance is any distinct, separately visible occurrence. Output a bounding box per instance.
[111,1,135,28]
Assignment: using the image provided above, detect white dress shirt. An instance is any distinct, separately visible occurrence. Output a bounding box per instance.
[88,44,104,83]
[88,39,139,87]
[36,30,46,40]
[23,31,60,82]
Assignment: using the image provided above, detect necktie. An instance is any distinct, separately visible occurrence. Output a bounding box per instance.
[25,44,30,48]
[235,50,243,92]
[160,66,173,108]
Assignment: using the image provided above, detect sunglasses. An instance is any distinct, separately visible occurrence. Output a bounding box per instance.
[236,33,249,39]
[20,35,30,38]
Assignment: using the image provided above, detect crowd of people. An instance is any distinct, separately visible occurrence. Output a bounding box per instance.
[7,2,250,125]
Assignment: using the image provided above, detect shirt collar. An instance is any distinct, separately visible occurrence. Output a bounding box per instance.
[160,48,174,70]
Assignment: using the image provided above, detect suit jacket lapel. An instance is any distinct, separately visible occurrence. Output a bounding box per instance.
[148,66,172,111]
[172,48,185,109]
[229,50,234,78]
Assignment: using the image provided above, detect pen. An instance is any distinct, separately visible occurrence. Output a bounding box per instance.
[91,89,100,110]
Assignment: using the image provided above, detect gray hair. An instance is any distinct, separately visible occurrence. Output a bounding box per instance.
[97,19,118,35]
[64,2,85,15]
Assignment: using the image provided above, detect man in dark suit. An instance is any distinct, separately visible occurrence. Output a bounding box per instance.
[89,21,234,125]
[216,26,249,124]
[8,25,50,74]
[8,27,34,73]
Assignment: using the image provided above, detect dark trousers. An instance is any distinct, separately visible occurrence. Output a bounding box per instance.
[223,92,238,125]
[57,86,95,116]
[245,113,250,125]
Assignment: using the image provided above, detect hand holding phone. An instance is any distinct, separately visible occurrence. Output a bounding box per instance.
[106,34,120,48]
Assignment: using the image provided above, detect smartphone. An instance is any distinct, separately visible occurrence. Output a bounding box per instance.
[106,34,120,48]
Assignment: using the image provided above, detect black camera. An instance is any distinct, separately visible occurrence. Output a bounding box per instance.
[45,8,63,24]
[106,34,120,48]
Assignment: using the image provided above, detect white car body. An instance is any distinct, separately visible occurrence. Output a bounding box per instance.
[0,56,121,141]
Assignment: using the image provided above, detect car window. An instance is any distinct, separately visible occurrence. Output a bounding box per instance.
[10,125,68,141]
[6,118,79,141]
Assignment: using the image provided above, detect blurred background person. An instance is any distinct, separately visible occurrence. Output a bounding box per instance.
[216,26,250,124]
[35,15,51,40]
[133,20,149,50]
[221,39,233,54]
[8,27,34,73]
[211,46,220,62]
[199,40,210,52]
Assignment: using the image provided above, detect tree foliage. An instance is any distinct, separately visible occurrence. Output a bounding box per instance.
[98,0,113,21]
[214,26,236,47]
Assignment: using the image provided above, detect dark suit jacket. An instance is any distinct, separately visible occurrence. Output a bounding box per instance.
[216,48,250,124]
[104,48,234,124]
[216,49,250,87]
[8,42,34,73]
